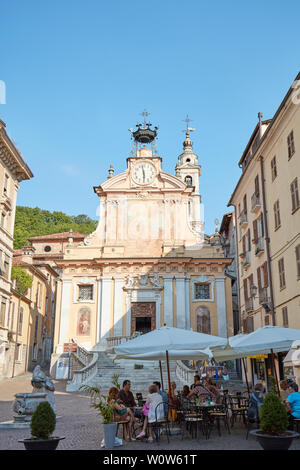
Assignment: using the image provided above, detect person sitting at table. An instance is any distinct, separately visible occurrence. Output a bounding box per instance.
[285,382,300,430]
[280,380,290,401]
[204,378,221,403]
[247,383,264,424]
[136,384,164,442]
[108,386,135,441]
[190,374,201,390]
[153,381,168,417]
[118,380,140,418]
[188,380,214,401]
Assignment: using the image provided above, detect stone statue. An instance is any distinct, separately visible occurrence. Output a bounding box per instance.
[31,365,56,414]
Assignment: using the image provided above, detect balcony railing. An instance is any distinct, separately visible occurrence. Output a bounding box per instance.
[245,297,254,312]
[259,287,270,305]
[239,209,248,227]
[242,251,251,268]
[255,237,264,255]
[251,193,262,212]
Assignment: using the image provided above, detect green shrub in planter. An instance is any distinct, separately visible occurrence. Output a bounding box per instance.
[30,401,56,440]
[259,393,289,436]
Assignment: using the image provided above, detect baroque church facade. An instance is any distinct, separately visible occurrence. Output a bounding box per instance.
[51,120,234,372]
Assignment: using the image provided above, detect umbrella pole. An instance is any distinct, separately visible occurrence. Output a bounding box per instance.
[159,360,164,392]
[242,357,250,396]
[270,349,281,398]
[166,350,171,398]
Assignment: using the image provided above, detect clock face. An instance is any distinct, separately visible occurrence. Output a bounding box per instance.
[132,162,156,185]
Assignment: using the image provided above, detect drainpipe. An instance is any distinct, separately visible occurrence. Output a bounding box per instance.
[259,155,276,326]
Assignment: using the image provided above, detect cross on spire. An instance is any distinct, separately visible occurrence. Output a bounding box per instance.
[140,109,150,127]
[182,114,195,133]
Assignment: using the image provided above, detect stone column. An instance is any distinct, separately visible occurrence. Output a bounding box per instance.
[175,276,186,329]
[57,278,72,353]
[113,277,124,337]
[99,277,112,347]
[185,277,191,329]
[163,276,173,326]
[215,276,227,338]
[96,277,102,344]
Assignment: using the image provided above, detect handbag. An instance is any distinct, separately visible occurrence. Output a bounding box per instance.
[142,402,150,416]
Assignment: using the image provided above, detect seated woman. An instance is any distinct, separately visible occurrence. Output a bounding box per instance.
[285,382,300,429]
[188,380,214,401]
[136,384,164,442]
[204,378,221,403]
[108,386,135,441]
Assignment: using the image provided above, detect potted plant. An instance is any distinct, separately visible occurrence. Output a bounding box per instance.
[19,401,65,450]
[80,385,117,449]
[250,378,299,450]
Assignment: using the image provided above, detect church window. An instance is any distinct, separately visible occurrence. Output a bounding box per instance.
[196,307,211,334]
[44,245,51,252]
[195,283,210,300]
[78,284,93,301]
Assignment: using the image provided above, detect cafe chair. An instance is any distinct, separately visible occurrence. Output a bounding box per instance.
[152,402,171,444]
[208,404,231,437]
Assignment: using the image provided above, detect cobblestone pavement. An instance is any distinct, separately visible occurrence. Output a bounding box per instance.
[1,374,300,451]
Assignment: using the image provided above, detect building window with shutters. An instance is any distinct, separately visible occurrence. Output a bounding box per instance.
[287,130,295,160]
[290,178,299,213]
[274,200,281,230]
[296,245,300,280]
[271,156,277,181]
[282,307,289,328]
[278,258,286,290]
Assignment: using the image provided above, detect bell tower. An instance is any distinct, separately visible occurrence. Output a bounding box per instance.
[175,116,202,231]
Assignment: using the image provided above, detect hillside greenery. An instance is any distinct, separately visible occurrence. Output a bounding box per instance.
[14,206,97,249]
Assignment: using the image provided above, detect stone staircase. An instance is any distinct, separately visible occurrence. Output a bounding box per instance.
[87,352,180,393]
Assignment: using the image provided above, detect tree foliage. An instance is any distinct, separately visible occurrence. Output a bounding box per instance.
[14,206,97,249]
[11,266,33,295]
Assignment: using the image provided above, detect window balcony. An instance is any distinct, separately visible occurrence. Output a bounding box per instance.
[251,193,262,212]
[242,251,251,268]
[259,287,270,305]
[239,209,248,227]
[245,297,254,313]
[255,237,265,256]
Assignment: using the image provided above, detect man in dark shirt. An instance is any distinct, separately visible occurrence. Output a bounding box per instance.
[118,380,137,409]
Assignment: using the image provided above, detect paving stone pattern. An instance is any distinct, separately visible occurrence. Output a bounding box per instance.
[1,374,300,451]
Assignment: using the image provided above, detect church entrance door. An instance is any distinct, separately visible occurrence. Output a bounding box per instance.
[131,302,156,335]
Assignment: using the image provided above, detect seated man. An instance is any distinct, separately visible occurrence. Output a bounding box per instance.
[285,382,300,430]
[153,381,169,417]
[118,380,139,417]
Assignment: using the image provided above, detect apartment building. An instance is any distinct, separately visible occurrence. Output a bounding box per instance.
[228,72,300,386]
[0,119,33,377]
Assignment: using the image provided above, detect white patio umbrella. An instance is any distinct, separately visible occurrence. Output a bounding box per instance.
[214,326,300,396]
[114,326,228,393]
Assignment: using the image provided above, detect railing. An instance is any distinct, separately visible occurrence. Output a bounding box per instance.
[259,287,270,305]
[239,209,248,226]
[255,237,264,255]
[245,297,254,313]
[251,193,261,212]
[176,360,197,385]
[66,341,99,391]
[106,336,131,349]
[242,251,251,268]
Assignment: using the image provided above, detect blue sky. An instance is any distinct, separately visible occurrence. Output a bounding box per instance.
[1,0,300,234]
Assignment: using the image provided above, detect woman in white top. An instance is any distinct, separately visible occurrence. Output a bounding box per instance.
[137,384,164,442]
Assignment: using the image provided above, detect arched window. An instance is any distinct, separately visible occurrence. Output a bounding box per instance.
[196,306,211,334]
[185,175,193,187]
